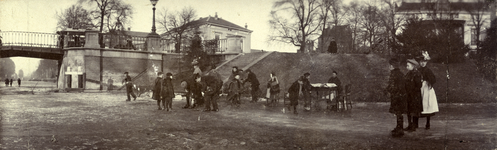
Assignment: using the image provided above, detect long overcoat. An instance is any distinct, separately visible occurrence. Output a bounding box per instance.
[405,69,423,115]
[162,77,175,99]
[152,77,163,100]
[288,79,302,106]
[387,68,407,114]
[227,79,241,100]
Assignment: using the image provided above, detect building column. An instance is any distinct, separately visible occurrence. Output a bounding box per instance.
[146,35,161,52]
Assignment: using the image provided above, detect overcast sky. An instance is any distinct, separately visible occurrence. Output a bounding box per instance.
[0,0,358,76]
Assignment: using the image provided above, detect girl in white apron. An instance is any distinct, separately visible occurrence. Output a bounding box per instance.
[418,51,439,129]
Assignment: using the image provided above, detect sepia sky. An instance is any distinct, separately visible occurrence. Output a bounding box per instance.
[0,0,358,76]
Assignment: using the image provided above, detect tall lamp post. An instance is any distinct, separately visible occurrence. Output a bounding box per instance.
[149,0,159,37]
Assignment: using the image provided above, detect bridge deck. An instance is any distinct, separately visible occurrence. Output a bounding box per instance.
[1,46,63,60]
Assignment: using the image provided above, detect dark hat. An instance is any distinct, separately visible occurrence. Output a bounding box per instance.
[157,72,163,75]
[332,70,338,74]
[406,59,419,67]
[166,72,173,76]
[304,72,310,77]
[124,72,129,74]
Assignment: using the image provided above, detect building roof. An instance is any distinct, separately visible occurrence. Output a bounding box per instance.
[189,16,253,33]
[396,1,489,12]
[161,15,253,37]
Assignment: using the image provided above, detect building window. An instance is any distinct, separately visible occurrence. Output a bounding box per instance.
[471,28,477,45]
[451,13,458,18]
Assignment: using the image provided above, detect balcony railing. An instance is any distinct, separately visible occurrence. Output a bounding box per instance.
[160,39,228,54]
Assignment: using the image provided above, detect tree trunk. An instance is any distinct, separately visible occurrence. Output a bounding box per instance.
[321,17,327,53]
[301,27,307,53]
[99,11,105,48]
[176,34,182,53]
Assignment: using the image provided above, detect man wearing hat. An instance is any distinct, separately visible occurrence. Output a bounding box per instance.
[163,73,175,111]
[152,72,165,110]
[243,69,260,103]
[123,72,136,101]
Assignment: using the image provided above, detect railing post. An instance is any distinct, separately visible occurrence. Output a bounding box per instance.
[85,30,100,48]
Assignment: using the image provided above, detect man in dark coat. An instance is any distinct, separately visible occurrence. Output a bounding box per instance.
[122,72,136,101]
[4,78,9,87]
[17,78,21,87]
[152,72,164,110]
[9,79,13,87]
[327,38,337,53]
[385,58,407,136]
[243,69,260,103]
[162,73,175,111]
[202,75,222,112]
[405,59,423,132]
[288,77,304,114]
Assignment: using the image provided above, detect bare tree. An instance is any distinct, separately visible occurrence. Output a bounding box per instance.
[158,6,198,53]
[329,0,345,27]
[318,0,332,52]
[269,0,322,53]
[344,2,364,53]
[465,0,491,51]
[78,0,132,33]
[105,3,132,32]
[379,0,405,56]
[56,4,94,30]
[361,5,382,53]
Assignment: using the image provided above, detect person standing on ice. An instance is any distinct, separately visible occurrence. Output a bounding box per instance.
[417,51,439,130]
[385,58,407,137]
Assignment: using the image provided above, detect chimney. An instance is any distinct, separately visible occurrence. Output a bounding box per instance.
[215,12,218,20]
[245,23,248,29]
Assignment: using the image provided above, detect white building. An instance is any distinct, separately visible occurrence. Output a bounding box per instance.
[396,0,496,50]
[162,13,253,54]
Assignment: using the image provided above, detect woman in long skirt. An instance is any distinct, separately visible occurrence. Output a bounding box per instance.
[418,52,439,129]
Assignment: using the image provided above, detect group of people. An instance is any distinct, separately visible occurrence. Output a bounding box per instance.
[122,62,345,115]
[214,66,342,115]
[386,51,439,137]
[4,78,21,87]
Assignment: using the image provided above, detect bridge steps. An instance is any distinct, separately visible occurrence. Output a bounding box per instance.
[215,52,272,83]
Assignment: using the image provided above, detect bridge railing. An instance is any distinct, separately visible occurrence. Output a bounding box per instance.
[0,31,59,48]
[102,33,147,50]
